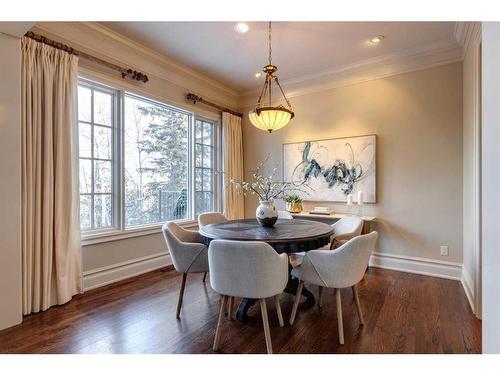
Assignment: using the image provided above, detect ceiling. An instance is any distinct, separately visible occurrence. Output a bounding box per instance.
[99,22,458,93]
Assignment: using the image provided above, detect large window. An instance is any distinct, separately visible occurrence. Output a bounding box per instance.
[77,79,219,236]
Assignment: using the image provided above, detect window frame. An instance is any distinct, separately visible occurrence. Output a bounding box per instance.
[78,77,222,245]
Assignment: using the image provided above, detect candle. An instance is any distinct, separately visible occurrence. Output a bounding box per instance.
[347,194,353,205]
[357,191,364,205]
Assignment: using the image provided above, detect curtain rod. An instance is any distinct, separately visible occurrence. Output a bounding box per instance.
[186,93,242,118]
[24,31,149,83]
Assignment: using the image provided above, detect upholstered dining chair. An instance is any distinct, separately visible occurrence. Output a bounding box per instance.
[277,210,293,219]
[162,222,209,319]
[330,216,364,249]
[208,240,289,354]
[198,212,228,228]
[289,231,378,345]
[197,212,228,282]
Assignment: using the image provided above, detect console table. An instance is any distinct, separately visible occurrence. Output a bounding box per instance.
[290,212,376,234]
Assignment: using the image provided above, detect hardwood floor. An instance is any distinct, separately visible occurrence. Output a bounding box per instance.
[0,267,481,354]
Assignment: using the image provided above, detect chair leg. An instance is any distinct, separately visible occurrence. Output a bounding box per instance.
[318,286,324,308]
[213,295,228,352]
[274,295,284,327]
[176,273,187,319]
[227,296,234,320]
[335,288,344,345]
[289,280,304,325]
[352,284,365,325]
[202,272,207,283]
[260,299,273,354]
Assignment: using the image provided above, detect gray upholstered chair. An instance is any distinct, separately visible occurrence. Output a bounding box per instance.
[289,231,378,344]
[197,212,228,282]
[162,222,209,319]
[198,212,228,228]
[277,210,293,219]
[330,216,364,249]
[208,240,288,354]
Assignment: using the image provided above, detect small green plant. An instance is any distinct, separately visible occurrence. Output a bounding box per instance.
[284,194,303,204]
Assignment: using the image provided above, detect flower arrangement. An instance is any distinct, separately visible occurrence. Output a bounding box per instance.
[284,194,303,213]
[229,157,308,202]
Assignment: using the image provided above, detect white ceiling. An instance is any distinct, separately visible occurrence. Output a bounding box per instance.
[99,22,457,93]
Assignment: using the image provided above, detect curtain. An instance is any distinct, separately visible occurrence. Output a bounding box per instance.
[222,112,245,220]
[21,37,82,314]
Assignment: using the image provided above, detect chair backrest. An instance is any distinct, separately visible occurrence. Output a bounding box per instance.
[332,216,364,240]
[198,212,228,228]
[162,222,208,273]
[302,231,378,288]
[277,210,293,219]
[208,240,289,299]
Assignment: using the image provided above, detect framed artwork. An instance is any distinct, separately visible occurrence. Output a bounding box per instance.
[282,134,377,203]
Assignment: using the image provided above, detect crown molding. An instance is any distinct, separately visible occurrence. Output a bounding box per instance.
[32,22,239,108]
[454,22,481,59]
[238,38,463,108]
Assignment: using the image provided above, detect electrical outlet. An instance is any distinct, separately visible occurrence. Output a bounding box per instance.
[440,245,449,256]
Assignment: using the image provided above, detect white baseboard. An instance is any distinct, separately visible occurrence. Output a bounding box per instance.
[369,252,462,280]
[461,266,475,313]
[83,252,173,291]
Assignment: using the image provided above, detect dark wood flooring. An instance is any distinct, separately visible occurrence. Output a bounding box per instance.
[0,267,481,354]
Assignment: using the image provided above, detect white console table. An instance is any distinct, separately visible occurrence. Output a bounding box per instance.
[291,212,376,234]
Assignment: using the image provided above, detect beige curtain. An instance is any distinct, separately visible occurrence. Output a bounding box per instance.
[222,112,245,220]
[21,37,82,314]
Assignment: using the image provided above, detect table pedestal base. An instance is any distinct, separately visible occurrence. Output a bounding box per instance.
[236,265,315,321]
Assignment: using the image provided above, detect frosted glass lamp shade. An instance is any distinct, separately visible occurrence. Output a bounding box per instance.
[249,107,294,133]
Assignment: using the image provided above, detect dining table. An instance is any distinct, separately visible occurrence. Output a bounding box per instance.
[199,218,334,321]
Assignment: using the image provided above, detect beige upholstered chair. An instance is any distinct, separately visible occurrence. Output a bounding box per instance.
[198,212,228,228]
[162,222,209,319]
[197,212,228,282]
[330,216,364,249]
[208,240,288,354]
[289,231,378,344]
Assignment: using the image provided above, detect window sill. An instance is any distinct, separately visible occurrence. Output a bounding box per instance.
[81,220,199,246]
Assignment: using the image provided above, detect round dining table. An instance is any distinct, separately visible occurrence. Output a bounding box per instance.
[199,218,334,321]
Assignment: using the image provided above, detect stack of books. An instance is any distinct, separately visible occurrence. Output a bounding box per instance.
[309,207,334,215]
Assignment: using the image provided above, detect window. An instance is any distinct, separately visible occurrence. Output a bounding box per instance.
[124,94,190,227]
[194,119,215,215]
[78,83,117,231]
[77,78,220,236]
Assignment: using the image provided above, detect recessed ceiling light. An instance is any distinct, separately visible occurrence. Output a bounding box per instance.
[255,72,262,78]
[370,35,385,44]
[234,22,249,34]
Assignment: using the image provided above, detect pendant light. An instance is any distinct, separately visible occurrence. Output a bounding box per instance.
[249,22,295,133]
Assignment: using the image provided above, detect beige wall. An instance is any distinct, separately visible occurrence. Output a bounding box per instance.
[241,62,463,263]
[0,32,23,330]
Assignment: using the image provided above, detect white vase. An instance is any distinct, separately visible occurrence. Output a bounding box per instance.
[256,200,278,227]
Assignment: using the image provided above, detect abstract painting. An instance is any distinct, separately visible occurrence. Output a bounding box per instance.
[282,135,376,203]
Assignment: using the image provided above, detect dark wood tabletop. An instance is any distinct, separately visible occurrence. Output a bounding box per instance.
[199,218,334,253]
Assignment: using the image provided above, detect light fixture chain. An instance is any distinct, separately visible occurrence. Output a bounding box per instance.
[268,21,272,66]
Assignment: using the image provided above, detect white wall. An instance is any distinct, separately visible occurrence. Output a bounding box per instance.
[481,21,500,354]
[241,63,463,271]
[0,32,22,330]
[461,23,482,317]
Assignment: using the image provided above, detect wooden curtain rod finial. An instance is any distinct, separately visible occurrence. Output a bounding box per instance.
[122,69,149,83]
[185,92,242,118]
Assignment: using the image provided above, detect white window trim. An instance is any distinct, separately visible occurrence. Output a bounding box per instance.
[78,77,222,245]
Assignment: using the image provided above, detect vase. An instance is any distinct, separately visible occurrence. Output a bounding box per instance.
[256,200,278,227]
[286,202,302,213]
